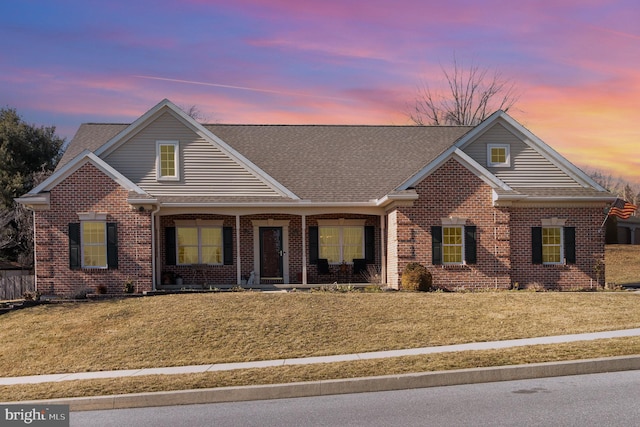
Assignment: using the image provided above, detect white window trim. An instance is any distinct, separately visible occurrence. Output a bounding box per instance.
[442,225,465,265]
[317,219,366,264]
[156,140,180,181]
[441,216,467,226]
[487,143,511,167]
[81,220,108,269]
[176,225,224,266]
[542,226,564,265]
[541,217,567,227]
[78,212,108,221]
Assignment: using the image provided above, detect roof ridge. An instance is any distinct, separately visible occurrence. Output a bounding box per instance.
[202,123,474,128]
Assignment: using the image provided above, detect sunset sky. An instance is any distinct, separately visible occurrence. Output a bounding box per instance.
[1,1,638,183]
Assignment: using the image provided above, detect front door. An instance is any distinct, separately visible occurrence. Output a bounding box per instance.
[259,227,283,279]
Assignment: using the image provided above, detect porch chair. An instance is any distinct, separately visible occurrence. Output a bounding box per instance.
[317,258,332,283]
[352,258,367,280]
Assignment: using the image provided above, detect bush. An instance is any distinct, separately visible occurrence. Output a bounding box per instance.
[401,262,433,292]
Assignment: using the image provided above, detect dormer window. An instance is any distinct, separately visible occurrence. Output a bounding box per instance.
[156,140,180,181]
[487,144,510,167]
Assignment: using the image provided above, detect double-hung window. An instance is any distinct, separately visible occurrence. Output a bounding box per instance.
[317,219,365,264]
[442,226,464,264]
[319,225,363,264]
[177,225,223,265]
[542,227,562,264]
[82,221,107,267]
[431,218,477,265]
[156,140,179,181]
[532,218,576,265]
[69,212,118,270]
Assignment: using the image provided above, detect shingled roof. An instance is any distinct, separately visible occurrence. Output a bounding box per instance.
[60,123,473,202]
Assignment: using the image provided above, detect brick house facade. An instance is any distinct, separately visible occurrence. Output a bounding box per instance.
[17,99,613,296]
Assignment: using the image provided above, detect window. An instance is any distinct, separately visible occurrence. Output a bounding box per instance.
[319,226,363,263]
[542,227,562,264]
[177,226,223,265]
[69,213,118,270]
[487,144,510,167]
[165,223,233,266]
[442,226,463,264]
[82,221,107,267]
[431,224,476,265]
[156,140,179,180]
[309,223,375,265]
[532,222,576,265]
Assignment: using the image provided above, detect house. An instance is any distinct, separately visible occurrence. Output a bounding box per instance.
[614,217,640,244]
[16,99,615,296]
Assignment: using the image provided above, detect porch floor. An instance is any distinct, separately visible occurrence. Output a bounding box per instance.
[153,282,376,293]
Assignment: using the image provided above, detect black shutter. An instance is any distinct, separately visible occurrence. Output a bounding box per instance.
[364,226,375,263]
[223,226,233,265]
[165,227,176,266]
[564,227,576,264]
[107,222,118,269]
[465,225,477,264]
[69,223,81,270]
[431,226,442,265]
[309,226,319,264]
[532,227,543,264]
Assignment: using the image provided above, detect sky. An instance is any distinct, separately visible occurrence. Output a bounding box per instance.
[1,0,638,184]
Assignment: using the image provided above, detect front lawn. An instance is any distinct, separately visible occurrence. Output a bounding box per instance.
[606,244,640,285]
[1,292,640,401]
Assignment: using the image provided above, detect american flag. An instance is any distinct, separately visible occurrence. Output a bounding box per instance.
[608,198,637,219]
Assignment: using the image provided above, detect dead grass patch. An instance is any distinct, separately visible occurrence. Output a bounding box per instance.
[2,336,639,402]
[606,244,640,285]
[1,292,640,380]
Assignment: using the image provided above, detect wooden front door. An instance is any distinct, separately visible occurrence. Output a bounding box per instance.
[259,227,283,279]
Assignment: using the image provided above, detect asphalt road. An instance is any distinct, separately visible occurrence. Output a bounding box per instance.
[71,370,640,427]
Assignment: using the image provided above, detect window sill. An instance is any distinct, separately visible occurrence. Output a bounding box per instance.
[440,264,471,270]
[542,263,571,268]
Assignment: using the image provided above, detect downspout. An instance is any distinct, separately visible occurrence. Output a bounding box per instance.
[236,215,241,285]
[32,209,37,292]
[301,214,307,285]
[380,215,386,285]
[150,204,161,291]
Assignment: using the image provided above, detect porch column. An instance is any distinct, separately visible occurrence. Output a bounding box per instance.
[380,215,386,284]
[301,214,307,285]
[236,215,242,285]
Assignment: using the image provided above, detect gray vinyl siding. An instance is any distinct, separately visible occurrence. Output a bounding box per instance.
[463,123,581,188]
[103,112,282,196]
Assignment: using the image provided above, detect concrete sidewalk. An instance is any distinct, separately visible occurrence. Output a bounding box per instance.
[2,327,640,386]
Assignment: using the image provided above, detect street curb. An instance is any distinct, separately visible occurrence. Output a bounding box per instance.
[9,355,640,411]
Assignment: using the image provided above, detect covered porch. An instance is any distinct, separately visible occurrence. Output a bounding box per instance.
[150,205,388,290]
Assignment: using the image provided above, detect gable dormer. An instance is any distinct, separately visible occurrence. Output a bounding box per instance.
[94,100,298,199]
[458,114,588,188]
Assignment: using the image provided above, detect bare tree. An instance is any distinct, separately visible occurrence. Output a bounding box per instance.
[409,56,520,126]
[586,167,640,209]
[180,105,212,122]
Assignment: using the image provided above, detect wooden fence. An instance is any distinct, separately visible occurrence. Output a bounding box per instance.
[0,275,35,300]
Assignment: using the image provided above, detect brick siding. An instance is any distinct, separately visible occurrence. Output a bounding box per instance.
[34,163,152,296]
[390,159,605,290]
[35,158,604,295]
